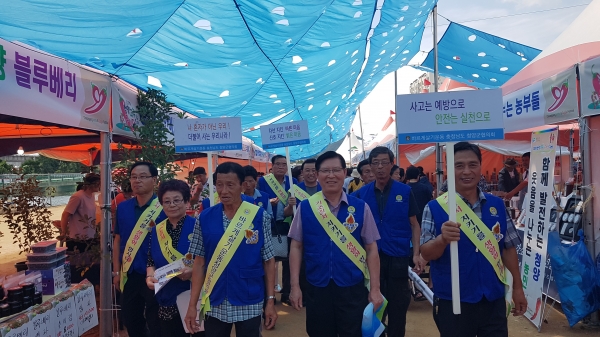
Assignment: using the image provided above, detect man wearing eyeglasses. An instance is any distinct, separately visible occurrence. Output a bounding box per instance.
[257,154,298,305]
[353,146,424,337]
[288,151,383,337]
[113,161,166,337]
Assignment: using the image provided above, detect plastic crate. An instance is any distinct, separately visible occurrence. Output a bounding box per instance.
[26,256,66,271]
[30,240,58,254]
[26,247,67,263]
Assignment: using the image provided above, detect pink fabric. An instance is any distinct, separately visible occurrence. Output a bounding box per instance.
[64,190,97,239]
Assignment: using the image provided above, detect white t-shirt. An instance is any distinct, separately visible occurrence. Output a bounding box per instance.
[64,190,97,239]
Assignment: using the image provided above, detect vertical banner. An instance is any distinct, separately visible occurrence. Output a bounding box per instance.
[520,127,558,329]
[580,56,600,117]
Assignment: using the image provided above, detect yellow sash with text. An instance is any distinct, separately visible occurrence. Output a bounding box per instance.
[120,198,163,291]
[264,174,289,206]
[200,201,260,317]
[308,192,370,290]
[437,193,514,317]
[155,219,185,263]
[291,185,310,201]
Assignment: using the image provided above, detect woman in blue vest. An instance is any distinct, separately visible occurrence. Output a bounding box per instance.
[421,142,527,337]
[146,179,203,337]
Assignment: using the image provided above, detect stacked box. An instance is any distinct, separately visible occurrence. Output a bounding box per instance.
[26,264,70,295]
[26,241,70,295]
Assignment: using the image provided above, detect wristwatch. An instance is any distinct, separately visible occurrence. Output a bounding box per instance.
[266,295,276,301]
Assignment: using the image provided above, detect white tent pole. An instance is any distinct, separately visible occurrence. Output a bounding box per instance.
[433,5,443,195]
[358,106,366,160]
[99,131,113,337]
[394,71,400,166]
[208,152,214,207]
[285,147,296,216]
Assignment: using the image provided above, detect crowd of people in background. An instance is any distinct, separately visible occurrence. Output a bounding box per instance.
[65,142,535,337]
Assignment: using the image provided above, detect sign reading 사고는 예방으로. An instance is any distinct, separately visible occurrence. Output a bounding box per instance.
[396,89,505,144]
[173,117,243,153]
[260,120,310,149]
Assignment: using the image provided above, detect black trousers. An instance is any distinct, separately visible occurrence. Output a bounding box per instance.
[204,315,261,337]
[379,253,411,337]
[159,310,205,337]
[433,297,508,337]
[121,271,161,337]
[305,280,368,337]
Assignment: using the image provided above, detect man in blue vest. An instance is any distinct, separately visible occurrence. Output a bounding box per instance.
[257,154,298,304]
[421,142,527,337]
[185,162,277,336]
[353,147,423,337]
[296,158,321,195]
[243,165,273,219]
[112,161,166,337]
[288,151,383,337]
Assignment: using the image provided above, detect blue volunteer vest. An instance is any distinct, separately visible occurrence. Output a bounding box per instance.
[200,203,265,306]
[150,215,196,306]
[358,181,412,257]
[428,194,507,303]
[301,195,366,287]
[254,190,271,213]
[117,197,166,275]
[296,181,322,194]
[201,194,254,212]
[257,176,297,219]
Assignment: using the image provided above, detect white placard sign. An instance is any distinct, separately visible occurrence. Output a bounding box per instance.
[260,120,310,149]
[53,295,77,337]
[75,285,98,335]
[520,127,557,329]
[396,89,505,144]
[1,316,32,337]
[29,303,55,337]
[173,118,242,153]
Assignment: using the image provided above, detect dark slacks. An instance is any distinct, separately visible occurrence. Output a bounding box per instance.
[204,315,261,337]
[305,280,368,337]
[121,271,161,337]
[433,297,508,337]
[379,252,411,337]
[159,311,205,337]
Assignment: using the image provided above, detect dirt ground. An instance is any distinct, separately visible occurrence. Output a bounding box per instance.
[1,205,598,336]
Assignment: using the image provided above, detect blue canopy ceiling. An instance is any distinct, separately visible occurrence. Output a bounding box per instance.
[0,0,435,160]
[417,22,541,89]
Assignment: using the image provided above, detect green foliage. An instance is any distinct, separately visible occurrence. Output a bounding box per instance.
[20,155,81,174]
[0,175,56,254]
[118,89,181,181]
[0,160,13,174]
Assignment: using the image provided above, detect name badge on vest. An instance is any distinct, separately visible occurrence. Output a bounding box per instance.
[245,229,259,244]
[492,222,504,242]
[343,213,359,233]
[184,253,194,267]
[490,206,499,217]
[395,195,403,202]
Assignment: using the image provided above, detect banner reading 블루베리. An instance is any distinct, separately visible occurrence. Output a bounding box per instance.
[520,127,558,329]
[0,38,111,132]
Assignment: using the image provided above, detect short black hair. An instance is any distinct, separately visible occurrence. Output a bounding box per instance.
[399,167,405,178]
[157,179,191,204]
[417,166,424,173]
[292,166,302,180]
[357,159,370,175]
[215,162,245,185]
[522,152,531,158]
[406,166,419,180]
[390,165,400,176]
[369,146,394,164]
[192,167,207,176]
[129,161,158,177]
[243,165,258,181]
[301,158,317,171]
[271,155,286,165]
[316,151,346,171]
[454,142,482,163]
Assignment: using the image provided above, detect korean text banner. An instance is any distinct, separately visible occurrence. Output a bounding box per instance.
[173,117,242,153]
[260,120,310,150]
[580,56,600,117]
[520,127,558,329]
[502,67,578,132]
[0,38,110,132]
[396,89,504,144]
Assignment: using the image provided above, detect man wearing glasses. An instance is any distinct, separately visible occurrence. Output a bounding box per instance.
[257,155,298,304]
[288,151,383,337]
[353,147,424,337]
[113,161,166,337]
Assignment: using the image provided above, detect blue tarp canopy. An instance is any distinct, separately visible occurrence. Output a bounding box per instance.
[1,0,435,159]
[417,22,541,89]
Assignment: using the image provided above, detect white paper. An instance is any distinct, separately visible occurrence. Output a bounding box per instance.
[154,260,185,294]
[53,296,77,337]
[176,290,204,333]
[75,286,98,335]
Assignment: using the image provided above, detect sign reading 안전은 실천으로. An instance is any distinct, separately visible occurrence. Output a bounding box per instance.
[396,89,505,144]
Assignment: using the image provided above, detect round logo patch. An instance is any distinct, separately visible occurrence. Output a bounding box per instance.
[490,207,498,216]
[258,202,263,207]
[348,206,356,214]
[396,195,403,202]
[188,233,194,241]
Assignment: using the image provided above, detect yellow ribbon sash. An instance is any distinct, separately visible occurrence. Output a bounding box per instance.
[264,174,289,206]
[291,185,310,201]
[155,219,185,263]
[120,197,163,291]
[308,192,370,289]
[436,193,514,317]
[200,201,260,317]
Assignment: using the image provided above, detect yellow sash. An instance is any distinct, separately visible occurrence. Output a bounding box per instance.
[264,174,289,206]
[436,193,514,317]
[155,219,185,263]
[200,201,260,317]
[291,185,310,201]
[308,192,370,289]
[120,197,163,291]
